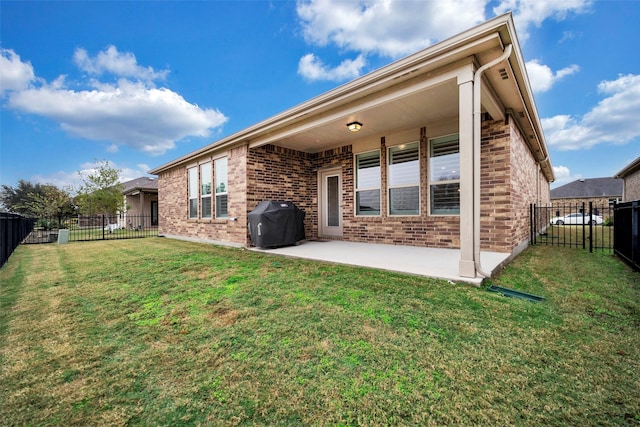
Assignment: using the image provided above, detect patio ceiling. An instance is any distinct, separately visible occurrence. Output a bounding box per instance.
[251,79,461,153]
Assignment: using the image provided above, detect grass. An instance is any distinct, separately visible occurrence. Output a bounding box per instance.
[1,238,638,426]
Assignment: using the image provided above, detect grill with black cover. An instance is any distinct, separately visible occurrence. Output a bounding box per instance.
[247,201,305,248]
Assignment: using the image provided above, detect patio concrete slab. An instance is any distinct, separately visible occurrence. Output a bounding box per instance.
[250,240,511,285]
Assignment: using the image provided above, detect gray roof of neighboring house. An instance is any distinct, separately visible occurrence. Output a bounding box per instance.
[121,177,158,195]
[550,178,623,199]
[615,156,640,178]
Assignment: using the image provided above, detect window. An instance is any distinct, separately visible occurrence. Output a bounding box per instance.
[429,134,460,215]
[388,142,420,215]
[188,167,198,219]
[355,151,381,215]
[215,157,228,218]
[200,162,212,219]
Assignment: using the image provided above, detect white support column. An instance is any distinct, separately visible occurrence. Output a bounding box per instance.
[139,191,145,227]
[458,69,476,278]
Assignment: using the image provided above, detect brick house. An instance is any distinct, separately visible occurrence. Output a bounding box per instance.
[122,177,159,228]
[615,157,640,201]
[550,178,623,207]
[149,14,554,279]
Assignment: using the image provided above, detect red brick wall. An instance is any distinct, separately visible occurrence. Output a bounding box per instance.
[157,145,248,246]
[508,119,541,249]
[342,134,460,247]
[246,141,460,248]
[623,169,640,201]
[479,120,512,251]
[157,166,186,235]
[158,118,551,253]
[247,144,316,239]
[479,117,552,252]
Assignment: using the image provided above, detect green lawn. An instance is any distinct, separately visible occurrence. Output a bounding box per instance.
[1,238,638,426]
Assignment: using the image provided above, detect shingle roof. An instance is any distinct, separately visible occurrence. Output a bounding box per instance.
[615,156,640,178]
[550,178,623,199]
[121,177,158,195]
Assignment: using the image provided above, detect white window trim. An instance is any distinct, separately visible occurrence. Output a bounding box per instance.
[354,149,382,217]
[214,156,229,219]
[428,133,460,217]
[387,141,421,217]
[187,166,198,219]
[200,162,212,219]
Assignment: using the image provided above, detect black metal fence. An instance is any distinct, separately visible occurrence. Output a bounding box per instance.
[1,212,35,269]
[530,202,614,252]
[613,200,639,271]
[23,214,158,244]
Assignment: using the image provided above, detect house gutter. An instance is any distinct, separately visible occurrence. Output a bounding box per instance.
[472,43,513,278]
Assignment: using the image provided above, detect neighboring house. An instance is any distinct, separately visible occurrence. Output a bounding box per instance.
[614,157,640,202]
[121,177,159,228]
[550,178,623,207]
[149,13,554,279]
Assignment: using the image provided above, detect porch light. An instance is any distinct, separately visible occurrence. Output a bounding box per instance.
[347,121,362,132]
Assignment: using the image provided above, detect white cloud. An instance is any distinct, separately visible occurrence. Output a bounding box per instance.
[493,0,592,41]
[526,59,579,93]
[3,47,227,155]
[550,165,581,187]
[73,45,169,82]
[106,144,119,153]
[552,165,571,180]
[0,48,36,95]
[295,0,592,83]
[31,160,155,192]
[30,170,82,193]
[542,74,640,150]
[298,53,367,81]
[297,0,485,58]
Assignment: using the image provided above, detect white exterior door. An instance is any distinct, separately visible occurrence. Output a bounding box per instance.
[319,168,343,238]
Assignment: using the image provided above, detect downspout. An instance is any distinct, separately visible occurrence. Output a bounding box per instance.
[473,44,513,278]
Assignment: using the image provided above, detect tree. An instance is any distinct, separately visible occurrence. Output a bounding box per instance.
[22,185,75,218]
[0,180,74,219]
[0,180,47,215]
[75,160,125,216]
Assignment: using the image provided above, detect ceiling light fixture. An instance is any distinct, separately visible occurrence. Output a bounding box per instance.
[346,121,362,132]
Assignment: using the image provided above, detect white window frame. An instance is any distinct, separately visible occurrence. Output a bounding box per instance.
[354,150,381,216]
[387,141,420,216]
[188,166,198,219]
[200,162,212,219]
[214,156,228,219]
[429,133,460,216]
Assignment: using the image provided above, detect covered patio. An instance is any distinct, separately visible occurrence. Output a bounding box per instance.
[251,240,511,286]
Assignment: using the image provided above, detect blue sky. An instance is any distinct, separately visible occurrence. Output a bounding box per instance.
[1,0,639,191]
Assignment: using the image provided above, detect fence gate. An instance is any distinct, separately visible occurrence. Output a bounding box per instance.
[530,202,614,253]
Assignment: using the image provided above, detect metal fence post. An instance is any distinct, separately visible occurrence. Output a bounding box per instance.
[631,200,640,269]
[583,202,593,253]
[612,200,616,252]
[102,214,105,240]
[529,203,534,245]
